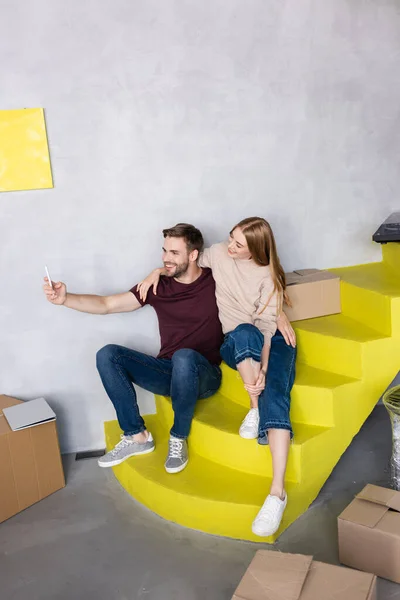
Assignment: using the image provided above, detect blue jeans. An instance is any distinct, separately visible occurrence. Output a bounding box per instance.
[96,345,222,439]
[220,324,296,443]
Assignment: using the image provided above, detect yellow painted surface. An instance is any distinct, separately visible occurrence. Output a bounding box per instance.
[0,108,53,192]
[105,243,400,542]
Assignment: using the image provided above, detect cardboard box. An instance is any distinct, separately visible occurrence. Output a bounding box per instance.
[339,483,400,583]
[284,269,341,322]
[0,394,65,524]
[232,550,377,600]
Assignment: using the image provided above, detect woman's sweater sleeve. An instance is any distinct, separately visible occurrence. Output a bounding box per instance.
[253,279,279,344]
[198,246,212,268]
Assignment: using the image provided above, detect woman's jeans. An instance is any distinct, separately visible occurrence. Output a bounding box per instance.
[96,345,222,440]
[220,324,296,442]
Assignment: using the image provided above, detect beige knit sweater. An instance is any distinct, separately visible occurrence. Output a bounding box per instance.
[199,242,279,343]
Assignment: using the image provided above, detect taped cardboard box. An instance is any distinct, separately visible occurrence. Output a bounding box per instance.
[231,550,376,600]
[338,483,400,583]
[0,394,65,524]
[284,269,341,322]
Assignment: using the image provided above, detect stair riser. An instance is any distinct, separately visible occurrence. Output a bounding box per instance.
[334,384,384,440]
[361,338,400,390]
[391,298,400,337]
[295,328,365,378]
[340,281,392,336]
[290,386,335,427]
[383,243,400,272]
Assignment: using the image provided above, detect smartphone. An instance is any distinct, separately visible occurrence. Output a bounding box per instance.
[45,265,53,290]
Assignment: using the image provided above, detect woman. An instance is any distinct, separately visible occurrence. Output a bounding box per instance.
[138,217,297,537]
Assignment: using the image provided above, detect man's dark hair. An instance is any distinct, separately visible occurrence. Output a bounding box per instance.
[162,223,204,254]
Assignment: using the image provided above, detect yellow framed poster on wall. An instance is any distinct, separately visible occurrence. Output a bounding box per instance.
[0,108,53,192]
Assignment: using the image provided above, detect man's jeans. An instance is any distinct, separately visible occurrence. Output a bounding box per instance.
[96,345,222,439]
[220,324,296,442]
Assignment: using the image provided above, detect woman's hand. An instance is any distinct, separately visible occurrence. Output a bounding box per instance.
[137,269,162,302]
[277,312,296,347]
[244,369,266,396]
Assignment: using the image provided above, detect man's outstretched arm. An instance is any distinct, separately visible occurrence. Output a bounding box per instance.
[43,279,141,314]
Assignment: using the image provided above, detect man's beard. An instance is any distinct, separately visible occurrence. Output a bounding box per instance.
[164,260,189,279]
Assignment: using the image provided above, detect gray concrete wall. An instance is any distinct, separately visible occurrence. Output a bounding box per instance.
[1,0,400,452]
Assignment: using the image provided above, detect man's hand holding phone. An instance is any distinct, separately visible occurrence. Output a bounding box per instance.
[43,266,67,305]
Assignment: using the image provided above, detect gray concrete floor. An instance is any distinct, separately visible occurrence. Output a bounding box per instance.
[1,405,399,600]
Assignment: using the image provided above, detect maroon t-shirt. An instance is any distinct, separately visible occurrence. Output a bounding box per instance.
[130,268,223,365]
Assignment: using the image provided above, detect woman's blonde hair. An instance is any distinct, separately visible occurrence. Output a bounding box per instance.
[230,216,290,314]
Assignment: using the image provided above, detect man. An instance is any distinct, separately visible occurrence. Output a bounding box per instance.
[43,223,224,474]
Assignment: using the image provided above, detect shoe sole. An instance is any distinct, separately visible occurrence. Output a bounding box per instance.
[251,498,288,537]
[165,459,189,474]
[98,444,155,468]
[239,430,259,439]
[252,524,280,537]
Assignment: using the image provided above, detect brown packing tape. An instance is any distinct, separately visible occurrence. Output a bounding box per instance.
[232,551,313,600]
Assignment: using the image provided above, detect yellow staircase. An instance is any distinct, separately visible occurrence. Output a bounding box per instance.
[105,243,400,542]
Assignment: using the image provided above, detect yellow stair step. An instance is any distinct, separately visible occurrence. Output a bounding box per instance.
[330,263,400,336]
[331,262,400,297]
[294,314,388,378]
[155,393,331,481]
[291,365,360,427]
[220,362,359,428]
[105,415,322,543]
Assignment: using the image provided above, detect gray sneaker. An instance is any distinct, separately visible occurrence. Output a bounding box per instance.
[98,433,155,468]
[165,436,188,473]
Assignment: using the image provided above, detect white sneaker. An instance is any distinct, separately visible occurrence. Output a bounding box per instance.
[252,493,287,537]
[239,408,259,439]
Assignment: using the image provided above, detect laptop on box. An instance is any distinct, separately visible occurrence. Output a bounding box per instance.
[3,397,56,431]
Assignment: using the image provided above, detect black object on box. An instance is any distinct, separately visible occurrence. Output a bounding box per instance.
[373,212,400,243]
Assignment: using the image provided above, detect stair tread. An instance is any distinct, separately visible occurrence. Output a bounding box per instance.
[293,313,386,341]
[105,416,299,505]
[191,393,330,444]
[294,363,359,388]
[330,263,400,297]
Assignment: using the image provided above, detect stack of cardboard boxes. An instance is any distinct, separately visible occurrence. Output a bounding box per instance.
[232,484,400,598]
